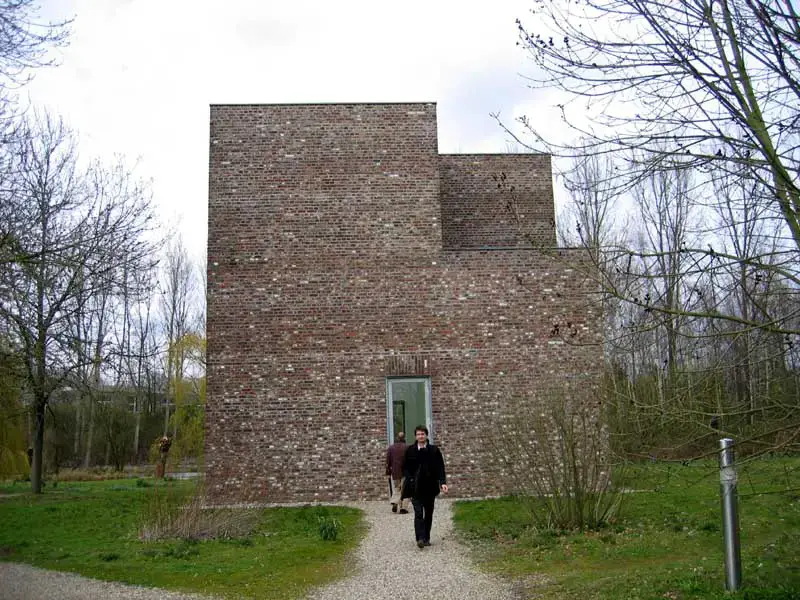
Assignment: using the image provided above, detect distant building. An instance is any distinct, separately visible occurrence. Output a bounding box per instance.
[205,103,601,503]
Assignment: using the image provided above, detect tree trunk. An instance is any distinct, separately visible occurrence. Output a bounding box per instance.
[73,402,82,457]
[84,396,95,468]
[133,400,141,462]
[31,400,46,494]
[163,400,170,437]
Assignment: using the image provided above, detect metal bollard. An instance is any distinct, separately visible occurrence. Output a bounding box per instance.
[719,438,742,591]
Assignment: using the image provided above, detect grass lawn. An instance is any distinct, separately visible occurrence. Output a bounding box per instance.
[453,457,800,600]
[0,478,364,599]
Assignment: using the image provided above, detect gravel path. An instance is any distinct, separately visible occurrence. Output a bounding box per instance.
[0,499,516,600]
[0,562,219,600]
[307,499,517,600]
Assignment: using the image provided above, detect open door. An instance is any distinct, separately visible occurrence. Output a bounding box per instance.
[386,377,432,443]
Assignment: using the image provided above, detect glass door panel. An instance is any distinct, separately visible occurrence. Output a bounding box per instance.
[387,378,431,443]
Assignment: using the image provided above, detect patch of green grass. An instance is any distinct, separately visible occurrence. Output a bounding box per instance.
[453,457,800,600]
[0,479,364,599]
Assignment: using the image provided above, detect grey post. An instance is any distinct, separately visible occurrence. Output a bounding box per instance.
[719,438,742,591]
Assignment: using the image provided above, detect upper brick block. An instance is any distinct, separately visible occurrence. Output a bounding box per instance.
[208,103,441,262]
[440,154,556,249]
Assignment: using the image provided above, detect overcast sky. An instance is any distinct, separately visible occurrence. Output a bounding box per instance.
[27,0,561,260]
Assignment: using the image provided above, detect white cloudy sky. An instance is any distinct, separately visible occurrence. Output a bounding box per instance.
[27,0,563,259]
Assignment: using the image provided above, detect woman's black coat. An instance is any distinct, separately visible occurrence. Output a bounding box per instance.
[401,442,447,500]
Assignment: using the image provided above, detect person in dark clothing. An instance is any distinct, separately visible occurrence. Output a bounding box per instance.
[386,431,409,513]
[401,425,448,548]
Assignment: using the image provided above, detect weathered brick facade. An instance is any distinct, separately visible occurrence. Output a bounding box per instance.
[206,103,602,503]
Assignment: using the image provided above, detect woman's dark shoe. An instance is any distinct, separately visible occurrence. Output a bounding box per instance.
[399,508,408,514]
[417,540,425,549]
[391,504,397,513]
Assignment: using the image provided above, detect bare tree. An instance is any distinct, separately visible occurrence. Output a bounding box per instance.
[633,165,695,379]
[0,1,70,87]
[158,237,197,437]
[0,1,71,257]
[493,1,800,451]
[196,251,207,337]
[114,260,159,461]
[561,152,620,252]
[0,113,158,492]
[704,167,795,426]
[504,0,800,338]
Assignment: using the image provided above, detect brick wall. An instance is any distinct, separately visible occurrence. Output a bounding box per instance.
[440,154,556,249]
[206,103,602,504]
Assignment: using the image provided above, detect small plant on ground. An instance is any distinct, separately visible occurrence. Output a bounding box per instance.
[318,515,341,541]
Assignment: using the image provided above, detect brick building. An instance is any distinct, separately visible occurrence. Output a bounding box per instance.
[206,102,602,503]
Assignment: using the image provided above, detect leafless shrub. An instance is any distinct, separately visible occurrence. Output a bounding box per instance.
[139,483,260,541]
[493,389,626,531]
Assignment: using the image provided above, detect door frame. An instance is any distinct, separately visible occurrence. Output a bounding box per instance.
[386,376,432,444]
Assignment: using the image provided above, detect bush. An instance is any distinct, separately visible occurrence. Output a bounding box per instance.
[54,466,147,482]
[0,448,29,482]
[0,350,28,481]
[493,389,625,531]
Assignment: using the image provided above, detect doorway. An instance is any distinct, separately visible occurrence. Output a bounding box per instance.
[386,377,432,443]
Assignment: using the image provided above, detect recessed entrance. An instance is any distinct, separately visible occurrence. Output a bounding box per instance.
[386,377,432,443]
